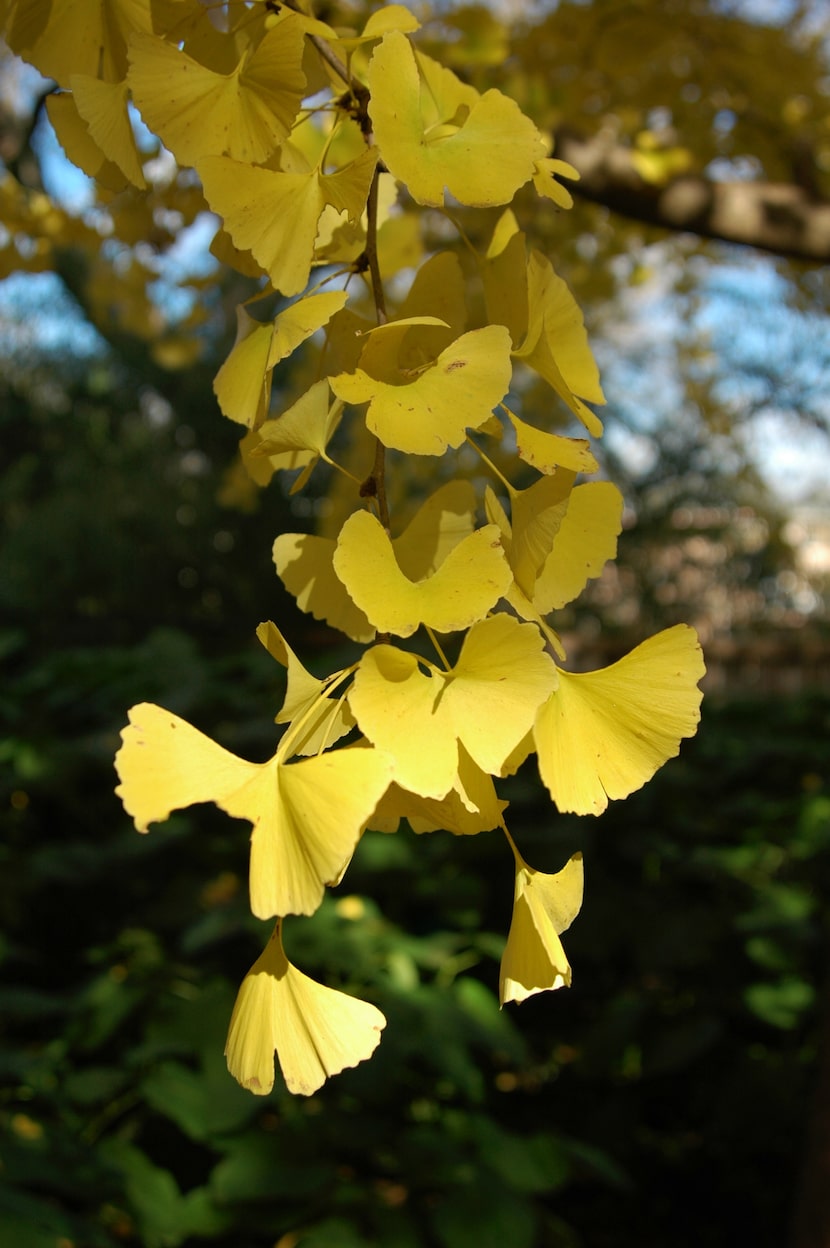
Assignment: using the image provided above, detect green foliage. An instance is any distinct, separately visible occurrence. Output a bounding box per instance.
[2,581,826,1245]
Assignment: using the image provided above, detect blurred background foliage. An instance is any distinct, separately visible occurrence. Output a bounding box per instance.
[2,0,830,1245]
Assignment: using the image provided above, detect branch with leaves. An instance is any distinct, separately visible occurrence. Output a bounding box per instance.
[3,0,704,1098]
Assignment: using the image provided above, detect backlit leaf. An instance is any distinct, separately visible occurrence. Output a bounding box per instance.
[500,851,583,1005]
[331,325,513,455]
[114,703,391,917]
[199,148,378,295]
[368,31,546,206]
[533,482,623,612]
[332,510,511,637]
[534,625,706,815]
[128,20,306,165]
[225,921,386,1096]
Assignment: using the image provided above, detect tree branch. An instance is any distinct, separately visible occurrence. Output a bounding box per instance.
[556,129,830,265]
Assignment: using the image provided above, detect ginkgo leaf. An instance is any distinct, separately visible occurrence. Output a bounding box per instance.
[256,620,355,754]
[368,30,545,206]
[267,291,350,369]
[213,307,273,428]
[45,92,129,192]
[360,4,421,38]
[531,156,579,210]
[257,621,323,723]
[348,646,458,799]
[198,148,378,295]
[482,214,527,347]
[20,0,152,86]
[334,2,420,49]
[253,746,391,918]
[239,428,313,490]
[350,616,557,798]
[523,251,605,406]
[521,329,604,437]
[484,225,604,432]
[128,20,306,166]
[331,325,513,455]
[114,703,391,916]
[505,409,599,476]
[534,625,706,815]
[369,747,506,837]
[350,316,451,385]
[273,533,375,644]
[533,482,623,612]
[442,613,559,777]
[216,295,347,429]
[508,473,575,598]
[333,510,511,637]
[71,76,146,188]
[253,380,343,481]
[500,850,583,1005]
[393,480,477,579]
[396,252,468,367]
[225,921,386,1096]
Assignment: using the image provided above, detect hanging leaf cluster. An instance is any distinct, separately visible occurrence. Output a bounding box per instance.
[4,0,705,1097]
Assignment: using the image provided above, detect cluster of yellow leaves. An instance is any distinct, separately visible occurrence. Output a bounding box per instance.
[4,0,705,1097]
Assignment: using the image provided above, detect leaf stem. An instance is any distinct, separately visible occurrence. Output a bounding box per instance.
[465,434,515,494]
[360,166,391,529]
[276,664,358,764]
[425,626,452,671]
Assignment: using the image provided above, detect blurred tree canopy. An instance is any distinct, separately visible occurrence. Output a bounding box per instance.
[2,0,828,643]
[1,3,830,1248]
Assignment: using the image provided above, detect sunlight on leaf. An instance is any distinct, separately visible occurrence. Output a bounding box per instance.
[225,921,386,1096]
[500,849,584,1004]
[534,626,706,815]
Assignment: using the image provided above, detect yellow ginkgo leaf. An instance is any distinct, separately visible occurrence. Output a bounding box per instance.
[393,480,477,580]
[533,482,623,613]
[534,625,706,815]
[482,225,529,348]
[256,620,355,755]
[331,325,513,456]
[350,616,557,798]
[253,381,343,488]
[349,646,458,799]
[521,329,604,437]
[225,921,386,1096]
[360,4,421,39]
[395,252,468,368]
[485,226,604,433]
[253,746,391,918]
[213,308,273,429]
[70,76,146,188]
[216,294,347,429]
[368,748,507,837]
[18,0,152,86]
[198,148,378,295]
[531,156,579,210]
[524,250,605,406]
[505,409,599,476]
[240,428,313,490]
[500,850,584,1005]
[442,613,559,777]
[351,316,450,385]
[127,20,306,166]
[333,510,511,637]
[368,30,545,206]
[508,473,576,599]
[45,92,129,192]
[114,704,391,916]
[267,291,350,370]
[273,532,375,644]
